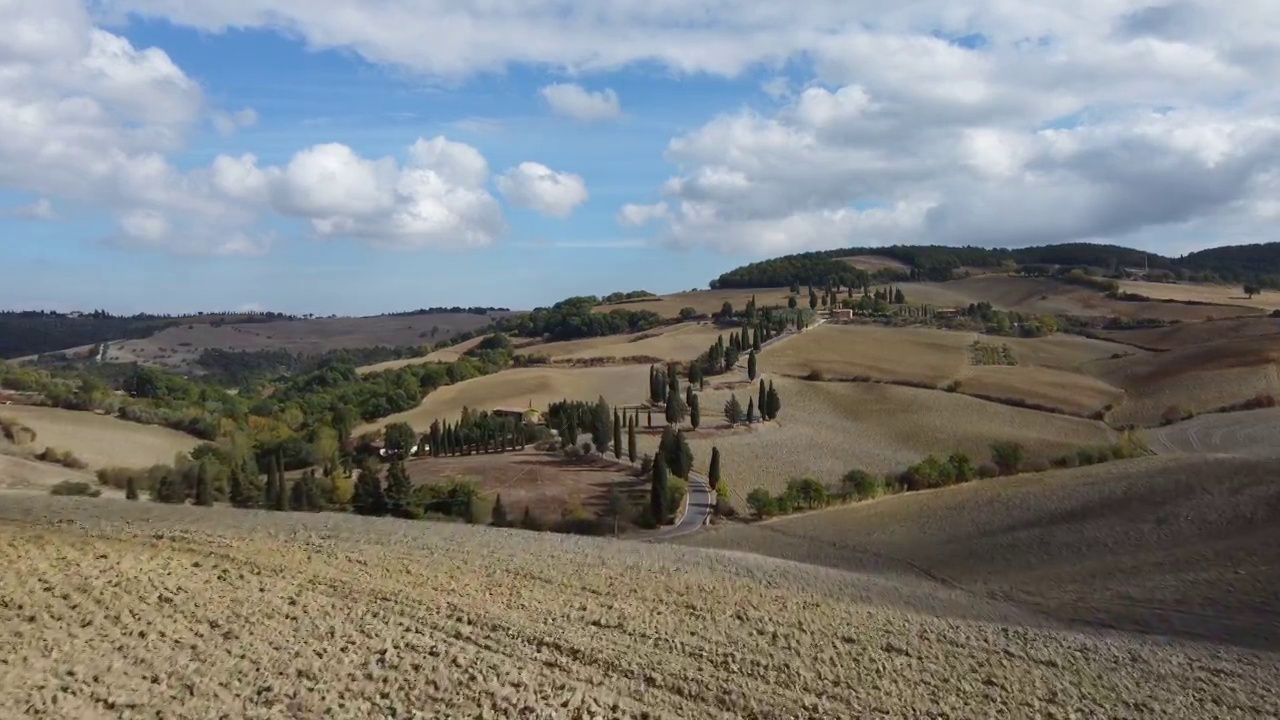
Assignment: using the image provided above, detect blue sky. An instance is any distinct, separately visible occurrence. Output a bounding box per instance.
[3,1,1278,315]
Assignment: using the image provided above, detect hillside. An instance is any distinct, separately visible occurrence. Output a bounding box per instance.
[711,241,1280,289]
[3,496,1277,718]
[0,405,200,470]
[684,455,1280,651]
[0,310,294,360]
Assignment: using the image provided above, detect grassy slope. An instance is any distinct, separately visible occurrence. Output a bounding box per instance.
[684,455,1280,651]
[0,404,200,470]
[3,497,1276,718]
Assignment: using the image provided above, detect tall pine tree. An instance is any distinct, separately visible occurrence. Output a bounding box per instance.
[746,397,756,424]
[690,393,701,430]
[767,380,782,420]
[724,394,743,425]
[747,350,758,381]
[627,416,638,463]
[384,460,415,518]
[758,379,768,419]
[613,409,623,460]
[709,447,722,492]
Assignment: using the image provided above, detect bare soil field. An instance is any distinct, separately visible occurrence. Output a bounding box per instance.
[357,336,543,374]
[638,376,1114,508]
[358,365,650,434]
[685,455,1280,652]
[515,322,724,363]
[838,254,911,273]
[1116,279,1276,311]
[1097,316,1280,350]
[959,365,1125,417]
[1145,407,1280,458]
[4,497,1278,718]
[599,288,792,319]
[1092,335,1280,426]
[880,275,1260,321]
[405,450,645,520]
[102,313,499,373]
[0,405,199,470]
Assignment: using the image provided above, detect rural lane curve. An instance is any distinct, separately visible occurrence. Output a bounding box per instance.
[647,471,714,541]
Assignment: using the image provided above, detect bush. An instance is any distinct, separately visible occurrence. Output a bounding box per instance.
[947,452,976,483]
[805,369,826,381]
[639,453,653,475]
[746,487,777,519]
[783,477,828,509]
[666,477,688,519]
[841,469,883,500]
[1027,458,1051,473]
[977,463,1000,479]
[990,441,1026,476]
[50,480,101,498]
[901,454,957,491]
[35,447,88,470]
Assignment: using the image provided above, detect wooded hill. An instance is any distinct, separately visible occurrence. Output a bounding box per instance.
[710,242,1280,289]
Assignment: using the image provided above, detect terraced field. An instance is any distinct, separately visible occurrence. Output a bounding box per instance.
[3,496,1277,718]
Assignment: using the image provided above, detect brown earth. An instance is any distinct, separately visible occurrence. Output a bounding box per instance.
[683,454,1280,652]
[838,254,911,273]
[1116,279,1276,312]
[514,322,724,364]
[405,450,645,521]
[1097,316,1280,350]
[3,496,1278,718]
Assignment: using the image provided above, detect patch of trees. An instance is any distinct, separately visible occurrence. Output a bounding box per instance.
[195,346,424,387]
[421,409,531,458]
[600,290,657,304]
[495,296,662,341]
[385,306,507,316]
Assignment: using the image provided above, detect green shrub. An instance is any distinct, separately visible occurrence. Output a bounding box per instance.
[783,477,828,509]
[990,441,1026,475]
[902,454,957,491]
[35,447,88,470]
[49,480,101,498]
[947,452,976,483]
[746,487,777,519]
[841,469,883,500]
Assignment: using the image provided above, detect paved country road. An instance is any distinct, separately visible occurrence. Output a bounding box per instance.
[647,471,713,541]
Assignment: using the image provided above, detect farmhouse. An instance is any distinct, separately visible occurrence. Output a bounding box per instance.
[493,406,543,425]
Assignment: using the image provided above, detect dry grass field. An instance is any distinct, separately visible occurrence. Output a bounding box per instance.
[516,322,728,364]
[405,450,644,520]
[358,365,651,434]
[1097,316,1280,350]
[879,275,1260,321]
[1145,407,1280,457]
[1116,279,1277,311]
[101,313,499,373]
[597,288,792,319]
[685,454,1280,652]
[838,254,911,273]
[638,376,1114,508]
[0,453,96,491]
[0,405,199,470]
[759,324,1128,416]
[4,497,1278,718]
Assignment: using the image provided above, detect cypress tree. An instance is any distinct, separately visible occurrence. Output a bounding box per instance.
[491,494,509,527]
[273,459,288,512]
[647,407,653,428]
[690,393,701,430]
[352,465,387,516]
[592,396,612,454]
[753,328,762,352]
[665,389,687,426]
[767,380,782,420]
[125,475,139,501]
[809,288,818,310]
[195,464,213,507]
[627,416,638,463]
[724,394,743,425]
[747,397,756,424]
[758,379,768,418]
[613,408,623,460]
[671,430,693,479]
[895,288,906,304]
[264,456,280,509]
[430,420,442,457]
[385,460,414,518]
[650,456,669,525]
[709,447,722,492]
[747,350,758,381]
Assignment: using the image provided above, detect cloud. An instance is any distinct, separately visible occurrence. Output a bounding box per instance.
[617,202,669,226]
[538,84,621,122]
[211,107,258,136]
[497,162,589,218]
[6,198,56,220]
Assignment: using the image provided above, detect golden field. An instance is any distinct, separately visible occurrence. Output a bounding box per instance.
[0,404,199,470]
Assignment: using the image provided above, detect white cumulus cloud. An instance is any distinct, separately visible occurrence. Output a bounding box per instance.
[497,162,589,218]
[538,83,621,122]
[211,107,258,136]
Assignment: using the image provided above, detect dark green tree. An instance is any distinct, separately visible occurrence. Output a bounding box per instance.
[384,460,415,518]
[747,350,758,381]
[766,380,781,420]
[627,416,638,463]
[650,456,669,524]
[894,288,906,304]
[709,447,722,492]
[195,463,213,507]
[788,294,798,309]
[752,328,762,352]
[719,301,735,319]
[429,420,442,457]
[352,463,387,516]
[273,463,289,512]
[263,455,282,510]
[613,408,623,460]
[789,281,801,294]
[809,288,818,310]
[383,422,417,459]
[491,493,509,527]
[688,363,704,391]
[724,394,743,425]
[758,379,768,418]
[591,396,613,454]
[125,475,139,501]
[746,397,755,424]
[646,407,653,428]
[690,393,701,430]
[670,430,693,479]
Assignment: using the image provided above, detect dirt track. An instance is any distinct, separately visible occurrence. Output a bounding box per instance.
[4,496,1279,718]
